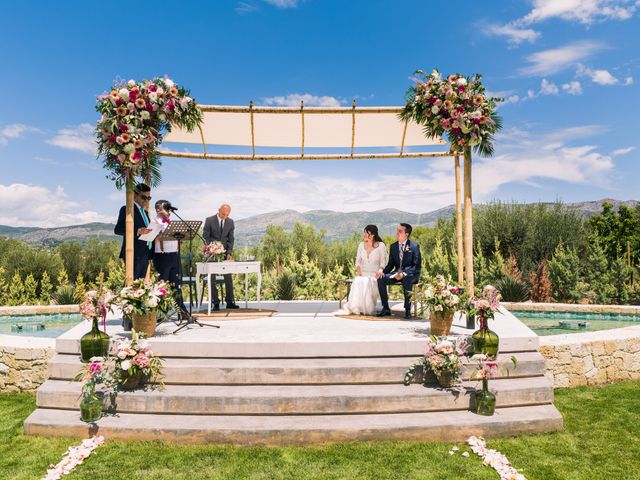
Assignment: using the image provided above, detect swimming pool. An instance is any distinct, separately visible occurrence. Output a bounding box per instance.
[0,313,83,338]
[514,310,640,336]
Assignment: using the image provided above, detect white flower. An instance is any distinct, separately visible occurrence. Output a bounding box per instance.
[140,110,150,120]
[149,92,158,103]
[431,106,440,114]
[164,78,175,87]
[118,88,129,100]
[457,78,467,86]
[120,360,131,370]
[128,80,136,87]
[123,143,135,154]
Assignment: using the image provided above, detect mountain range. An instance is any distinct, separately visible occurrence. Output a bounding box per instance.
[1,199,637,247]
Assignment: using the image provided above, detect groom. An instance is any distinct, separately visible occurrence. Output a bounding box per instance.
[376,223,422,319]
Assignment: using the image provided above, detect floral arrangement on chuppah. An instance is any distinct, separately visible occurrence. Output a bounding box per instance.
[400,69,503,156]
[404,336,469,388]
[95,77,203,188]
[203,241,226,262]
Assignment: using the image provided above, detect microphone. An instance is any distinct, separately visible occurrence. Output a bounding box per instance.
[164,202,178,212]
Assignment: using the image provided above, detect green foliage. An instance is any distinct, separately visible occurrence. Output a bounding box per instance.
[494,276,529,302]
[52,284,79,305]
[7,272,26,306]
[588,202,640,264]
[0,267,7,305]
[274,268,297,300]
[22,274,38,305]
[548,244,585,303]
[39,271,53,305]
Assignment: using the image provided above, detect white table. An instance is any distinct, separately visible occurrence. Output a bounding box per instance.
[195,261,261,315]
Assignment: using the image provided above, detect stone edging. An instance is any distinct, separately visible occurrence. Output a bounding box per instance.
[503,302,640,315]
[0,334,55,392]
[0,305,79,316]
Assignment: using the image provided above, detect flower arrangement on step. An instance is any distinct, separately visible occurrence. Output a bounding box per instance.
[423,275,463,336]
[79,289,114,362]
[471,353,517,416]
[113,276,174,337]
[469,285,502,356]
[203,241,226,262]
[96,76,203,188]
[404,335,469,387]
[74,358,115,423]
[400,69,503,157]
[111,329,164,390]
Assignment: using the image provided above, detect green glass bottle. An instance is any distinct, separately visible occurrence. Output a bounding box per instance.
[475,378,496,416]
[471,314,499,356]
[79,392,103,422]
[80,317,110,362]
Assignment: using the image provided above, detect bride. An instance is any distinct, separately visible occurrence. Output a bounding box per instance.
[342,225,387,315]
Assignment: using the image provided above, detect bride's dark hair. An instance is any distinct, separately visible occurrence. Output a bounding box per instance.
[364,224,383,245]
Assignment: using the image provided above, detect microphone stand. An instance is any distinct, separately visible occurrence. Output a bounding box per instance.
[169,209,219,333]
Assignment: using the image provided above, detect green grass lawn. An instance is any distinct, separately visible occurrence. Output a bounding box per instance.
[2,381,640,479]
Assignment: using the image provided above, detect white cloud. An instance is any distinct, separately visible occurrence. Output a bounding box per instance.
[562,81,583,95]
[611,146,635,156]
[261,93,344,107]
[237,163,303,181]
[46,123,96,154]
[520,0,638,25]
[577,64,619,84]
[519,41,605,76]
[624,76,634,85]
[0,123,40,145]
[236,1,259,14]
[540,79,559,95]
[264,0,299,8]
[0,183,111,227]
[483,23,540,46]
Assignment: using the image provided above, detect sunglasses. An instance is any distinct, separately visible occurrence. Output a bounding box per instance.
[138,195,152,200]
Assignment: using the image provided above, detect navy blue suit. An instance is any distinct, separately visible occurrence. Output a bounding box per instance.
[114,204,153,280]
[377,240,421,312]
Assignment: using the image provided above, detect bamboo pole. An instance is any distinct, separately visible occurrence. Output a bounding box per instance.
[454,154,464,286]
[463,147,474,293]
[198,105,410,114]
[157,150,456,161]
[125,180,134,286]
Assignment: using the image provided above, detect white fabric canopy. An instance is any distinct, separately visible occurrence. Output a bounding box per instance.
[163,105,446,149]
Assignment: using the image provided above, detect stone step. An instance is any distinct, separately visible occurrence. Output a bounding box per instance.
[24,404,563,445]
[36,377,553,415]
[47,352,544,385]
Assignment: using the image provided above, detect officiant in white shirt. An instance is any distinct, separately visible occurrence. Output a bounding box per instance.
[152,200,189,319]
[203,203,239,310]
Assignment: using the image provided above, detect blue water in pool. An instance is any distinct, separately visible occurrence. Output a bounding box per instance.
[0,313,83,338]
[515,310,640,336]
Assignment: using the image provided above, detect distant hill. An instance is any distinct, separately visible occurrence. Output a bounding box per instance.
[0,199,637,247]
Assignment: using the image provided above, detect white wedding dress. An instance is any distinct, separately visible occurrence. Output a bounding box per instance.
[342,242,388,315]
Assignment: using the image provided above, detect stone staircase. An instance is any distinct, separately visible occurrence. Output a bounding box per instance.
[24,327,562,445]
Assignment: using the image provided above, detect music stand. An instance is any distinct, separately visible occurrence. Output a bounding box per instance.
[157,219,220,333]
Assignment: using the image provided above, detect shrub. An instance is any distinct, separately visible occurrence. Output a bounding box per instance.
[529,259,552,303]
[52,285,80,305]
[495,276,529,302]
[275,269,297,300]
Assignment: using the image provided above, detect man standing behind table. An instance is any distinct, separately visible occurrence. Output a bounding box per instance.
[114,183,154,330]
[203,203,239,310]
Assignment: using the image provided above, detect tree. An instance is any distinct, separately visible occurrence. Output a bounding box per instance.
[7,271,26,306]
[23,274,38,305]
[39,271,53,304]
[548,244,584,303]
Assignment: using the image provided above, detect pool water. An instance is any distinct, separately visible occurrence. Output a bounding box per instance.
[515,310,640,336]
[0,313,83,338]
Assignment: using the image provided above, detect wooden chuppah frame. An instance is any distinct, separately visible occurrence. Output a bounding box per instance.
[142,102,476,293]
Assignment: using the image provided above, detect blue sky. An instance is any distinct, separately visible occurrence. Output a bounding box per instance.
[0,0,638,227]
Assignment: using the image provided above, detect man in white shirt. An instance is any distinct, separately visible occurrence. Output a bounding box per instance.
[153,200,188,319]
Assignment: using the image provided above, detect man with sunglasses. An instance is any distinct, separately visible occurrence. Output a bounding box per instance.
[114,183,154,329]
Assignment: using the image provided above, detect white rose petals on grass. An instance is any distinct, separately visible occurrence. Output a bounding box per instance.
[466,436,527,480]
[42,436,105,480]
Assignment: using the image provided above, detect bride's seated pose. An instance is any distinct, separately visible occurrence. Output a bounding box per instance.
[342,225,388,315]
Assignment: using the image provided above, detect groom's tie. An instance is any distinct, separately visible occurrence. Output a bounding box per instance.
[399,243,405,264]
